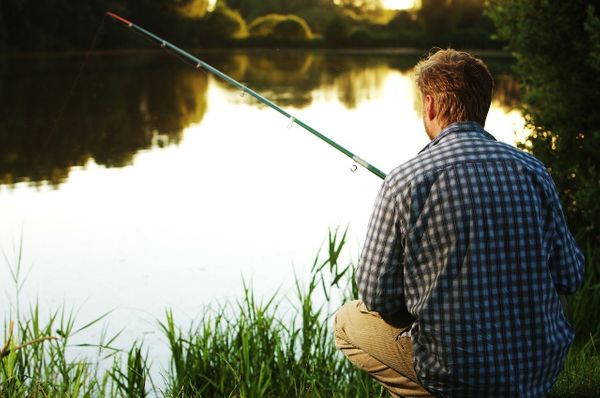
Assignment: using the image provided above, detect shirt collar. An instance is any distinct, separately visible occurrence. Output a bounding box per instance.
[418,121,496,154]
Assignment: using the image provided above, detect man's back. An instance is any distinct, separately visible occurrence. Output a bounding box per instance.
[357,122,584,397]
[336,50,584,398]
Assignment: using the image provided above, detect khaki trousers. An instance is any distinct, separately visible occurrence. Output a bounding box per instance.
[334,300,433,398]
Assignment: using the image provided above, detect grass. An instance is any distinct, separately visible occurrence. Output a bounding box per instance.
[550,339,600,397]
[549,240,600,397]
[1,230,599,397]
[156,228,384,397]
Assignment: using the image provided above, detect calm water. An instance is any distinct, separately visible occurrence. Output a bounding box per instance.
[0,50,524,351]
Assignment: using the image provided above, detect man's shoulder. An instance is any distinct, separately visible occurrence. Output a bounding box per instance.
[486,139,553,184]
[384,130,551,194]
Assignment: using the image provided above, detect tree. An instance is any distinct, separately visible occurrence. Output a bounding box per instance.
[334,0,384,12]
[457,0,485,28]
[0,5,6,50]
[386,10,419,32]
[325,14,353,44]
[173,0,209,18]
[488,1,600,245]
[248,14,312,41]
[224,0,331,19]
[202,3,247,40]
[418,0,463,35]
[273,16,313,40]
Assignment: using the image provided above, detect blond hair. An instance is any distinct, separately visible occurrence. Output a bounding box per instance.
[415,49,494,127]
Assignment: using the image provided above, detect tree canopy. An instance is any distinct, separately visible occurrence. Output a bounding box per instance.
[488,1,600,245]
[0,0,498,51]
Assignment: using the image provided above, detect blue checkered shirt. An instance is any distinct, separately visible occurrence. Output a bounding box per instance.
[356,122,584,397]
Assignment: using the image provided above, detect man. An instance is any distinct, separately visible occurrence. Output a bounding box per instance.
[334,49,584,397]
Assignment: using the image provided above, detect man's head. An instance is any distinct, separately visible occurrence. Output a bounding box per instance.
[414,49,494,139]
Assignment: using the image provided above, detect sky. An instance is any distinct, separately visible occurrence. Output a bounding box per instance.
[383,0,416,9]
[207,0,417,11]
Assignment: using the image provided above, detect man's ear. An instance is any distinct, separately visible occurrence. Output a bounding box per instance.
[425,94,436,121]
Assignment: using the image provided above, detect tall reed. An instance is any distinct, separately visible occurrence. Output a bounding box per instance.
[1,231,598,397]
[159,227,383,397]
[0,305,119,397]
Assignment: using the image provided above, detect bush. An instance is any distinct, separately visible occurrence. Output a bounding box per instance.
[487,1,600,246]
[248,14,312,41]
[172,0,209,18]
[418,0,462,35]
[386,10,420,32]
[202,4,247,40]
[273,17,312,41]
[348,27,376,46]
[324,14,353,45]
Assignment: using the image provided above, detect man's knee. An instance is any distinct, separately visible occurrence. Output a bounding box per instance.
[334,300,362,347]
[334,299,381,351]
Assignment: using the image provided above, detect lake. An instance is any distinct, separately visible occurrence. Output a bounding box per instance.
[0,49,525,354]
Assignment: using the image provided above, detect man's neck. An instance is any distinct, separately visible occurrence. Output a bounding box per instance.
[426,120,444,141]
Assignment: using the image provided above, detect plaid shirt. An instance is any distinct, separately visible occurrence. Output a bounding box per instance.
[357,122,584,397]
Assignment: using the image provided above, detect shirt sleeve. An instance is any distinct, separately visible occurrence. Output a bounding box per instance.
[547,180,585,294]
[356,180,405,313]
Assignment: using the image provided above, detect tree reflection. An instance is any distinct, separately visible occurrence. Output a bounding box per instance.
[205,51,317,107]
[0,53,207,187]
[208,51,421,108]
[210,51,516,110]
[0,50,518,188]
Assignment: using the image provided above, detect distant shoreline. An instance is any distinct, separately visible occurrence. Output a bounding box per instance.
[0,47,513,59]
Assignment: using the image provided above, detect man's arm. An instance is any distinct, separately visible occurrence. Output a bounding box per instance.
[547,179,585,294]
[356,180,406,314]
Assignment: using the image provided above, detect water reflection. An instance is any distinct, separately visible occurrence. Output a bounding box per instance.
[0,53,208,187]
[0,50,519,188]
[205,51,417,109]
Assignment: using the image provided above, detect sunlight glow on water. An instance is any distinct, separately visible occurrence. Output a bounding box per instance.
[0,53,524,362]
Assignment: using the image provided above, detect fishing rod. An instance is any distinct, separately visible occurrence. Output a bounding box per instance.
[105,11,387,180]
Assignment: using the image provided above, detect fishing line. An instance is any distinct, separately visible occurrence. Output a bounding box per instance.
[43,13,109,152]
[105,11,387,180]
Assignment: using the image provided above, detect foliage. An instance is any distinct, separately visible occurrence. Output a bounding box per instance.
[0,0,118,51]
[107,344,151,397]
[324,14,354,44]
[0,6,6,50]
[172,0,209,18]
[349,27,377,45]
[456,0,486,28]
[549,334,600,398]
[416,0,493,37]
[335,0,384,13]
[0,230,384,397]
[0,0,506,51]
[158,229,378,397]
[1,234,599,396]
[248,14,313,41]
[248,14,285,37]
[202,3,248,40]
[386,10,420,32]
[487,1,600,246]
[224,0,333,21]
[295,6,343,34]
[0,305,118,397]
[418,0,463,35]
[273,17,313,41]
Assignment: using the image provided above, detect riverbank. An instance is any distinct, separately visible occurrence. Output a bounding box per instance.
[2,233,598,397]
[0,46,513,61]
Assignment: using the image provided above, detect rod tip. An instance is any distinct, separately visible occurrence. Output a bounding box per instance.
[106,11,133,27]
